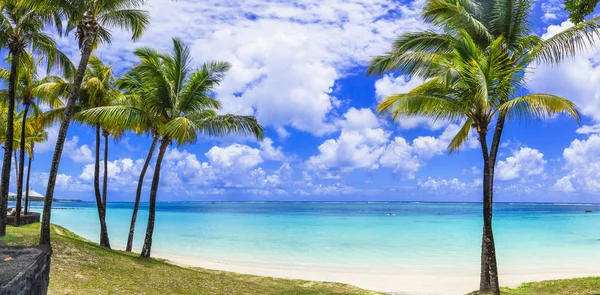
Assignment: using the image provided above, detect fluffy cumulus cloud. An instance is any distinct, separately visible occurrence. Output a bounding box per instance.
[553,135,600,193]
[307,108,478,178]
[55,138,292,196]
[64,137,95,163]
[306,108,388,173]
[83,0,427,136]
[496,147,546,181]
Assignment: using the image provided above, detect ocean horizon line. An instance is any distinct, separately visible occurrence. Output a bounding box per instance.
[26,200,600,205]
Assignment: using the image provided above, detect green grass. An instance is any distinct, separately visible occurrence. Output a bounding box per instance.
[467,277,600,295]
[1,224,380,295]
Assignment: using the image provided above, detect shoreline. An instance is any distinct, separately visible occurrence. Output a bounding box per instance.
[147,251,600,295]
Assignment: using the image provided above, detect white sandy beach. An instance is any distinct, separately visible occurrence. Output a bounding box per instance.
[152,252,600,295]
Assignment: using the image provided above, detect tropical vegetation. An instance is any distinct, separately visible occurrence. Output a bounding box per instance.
[565,0,600,23]
[368,0,600,294]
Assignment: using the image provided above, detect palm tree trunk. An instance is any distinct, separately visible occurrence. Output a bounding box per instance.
[100,130,110,249]
[40,31,94,245]
[24,151,32,215]
[0,48,21,236]
[140,137,170,258]
[479,226,490,291]
[15,103,30,225]
[93,125,110,248]
[479,115,506,292]
[478,130,500,295]
[14,150,18,187]
[126,135,158,252]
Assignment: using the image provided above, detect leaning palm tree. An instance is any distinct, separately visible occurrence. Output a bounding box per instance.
[0,0,72,236]
[78,38,264,258]
[0,51,70,225]
[368,0,600,293]
[40,0,149,245]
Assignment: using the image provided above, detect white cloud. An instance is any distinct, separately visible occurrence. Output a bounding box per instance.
[540,0,566,22]
[418,177,479,192]
[307,108,478,178]
[259,138,286,161]
[496,147,546,181]
[576,124,600,134]
[88,0,427,135]
[64,136,94,163]
[205,144,263,170]
[553,135,600,192]
[306,108,388,173]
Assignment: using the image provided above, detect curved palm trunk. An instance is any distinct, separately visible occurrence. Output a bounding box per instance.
[126,135,158,252]
[93,125,110,248]
[140,137,170,258]
[478,130,501,295]
[0,48,21,236]
[100,130,111,249]
[24,151,32,215]
[40,29,94,245]
[479,116,506,292]
[15,103,31,225]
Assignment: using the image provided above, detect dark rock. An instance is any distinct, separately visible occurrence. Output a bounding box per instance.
[6,213,40,226]
[585,210,593,213]
[0,246,52,295]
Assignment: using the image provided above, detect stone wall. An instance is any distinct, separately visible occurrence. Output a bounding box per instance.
[6,213,41,226]
[0,246,52,295]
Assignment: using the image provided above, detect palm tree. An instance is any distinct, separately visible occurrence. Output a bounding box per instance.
[23,119,47,215]
[115,72,161,252]
[0,0,72,237]
[78,55,124,249]
[77,38,264,258]
[0,51,70,225]
[368,0,600,293]
[39,0,149,245]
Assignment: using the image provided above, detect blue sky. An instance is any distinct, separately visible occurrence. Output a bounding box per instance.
[6,0,600,203]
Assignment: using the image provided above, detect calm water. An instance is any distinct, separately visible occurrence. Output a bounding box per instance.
[17,202,600,271]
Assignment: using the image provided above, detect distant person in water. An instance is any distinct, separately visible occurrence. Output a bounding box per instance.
[387,212,395,216]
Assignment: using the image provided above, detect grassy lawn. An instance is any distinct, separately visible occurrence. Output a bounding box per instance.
[467,278,600,295]
[1,224,380,295]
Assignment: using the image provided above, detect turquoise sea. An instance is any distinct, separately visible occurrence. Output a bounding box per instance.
[15,202,600,271]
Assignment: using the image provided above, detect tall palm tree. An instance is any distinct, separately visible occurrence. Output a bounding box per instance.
[368,0,600,293]
[78,38,264,258]
[115,72,160,252]
[78,55,123,249]
[40,0,149,245]
[0,0,72,236]
[0,51,70,225]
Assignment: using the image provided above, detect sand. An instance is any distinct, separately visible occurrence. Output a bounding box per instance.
[151,252,600,295]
